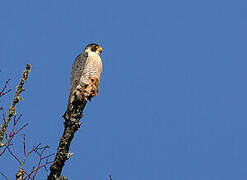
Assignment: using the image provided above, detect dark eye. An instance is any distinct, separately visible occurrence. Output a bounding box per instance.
[92,46,97,51]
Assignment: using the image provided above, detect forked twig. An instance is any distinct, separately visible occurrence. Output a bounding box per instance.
[0,78,11,97]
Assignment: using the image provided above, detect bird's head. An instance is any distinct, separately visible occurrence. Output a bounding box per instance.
[85,43,103,55]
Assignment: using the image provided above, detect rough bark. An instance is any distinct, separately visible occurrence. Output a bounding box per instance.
[47,101,87,180]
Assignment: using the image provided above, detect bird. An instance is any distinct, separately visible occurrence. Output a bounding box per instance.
[64,43,103,119]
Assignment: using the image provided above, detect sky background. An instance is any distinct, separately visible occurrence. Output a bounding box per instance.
[0,0,247,179]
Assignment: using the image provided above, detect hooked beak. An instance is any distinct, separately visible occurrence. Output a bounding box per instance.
[98,46,103,54]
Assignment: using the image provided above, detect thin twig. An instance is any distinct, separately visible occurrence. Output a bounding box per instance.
[0,115,27,157]
[0,171,8,180]
[6,146,22,164]
[23,134,26,156]
[20,145,54,180]
[1,115,27,148]
[0,78,11,97]
[20,144,41,170]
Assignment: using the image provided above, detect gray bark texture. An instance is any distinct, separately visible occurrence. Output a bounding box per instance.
[47,101,87,180]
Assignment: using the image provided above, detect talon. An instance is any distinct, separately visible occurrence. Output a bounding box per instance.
[91,78,99,86]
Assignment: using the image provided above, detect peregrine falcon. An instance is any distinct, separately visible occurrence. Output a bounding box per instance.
[64,43,103,119]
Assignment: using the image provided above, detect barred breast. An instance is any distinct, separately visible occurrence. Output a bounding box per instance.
[80,51,102,85]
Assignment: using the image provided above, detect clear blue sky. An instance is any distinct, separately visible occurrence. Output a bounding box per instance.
[0,0,246,179]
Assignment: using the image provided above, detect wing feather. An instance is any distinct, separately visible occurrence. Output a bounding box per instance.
[68,51,88,104]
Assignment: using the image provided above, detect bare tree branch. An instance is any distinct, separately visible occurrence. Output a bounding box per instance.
[48,101,87,180]
[0,64,32,147]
